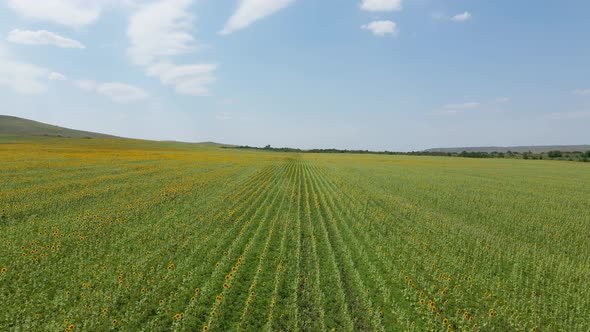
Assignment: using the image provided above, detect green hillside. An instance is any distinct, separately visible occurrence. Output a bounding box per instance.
[0,115,119,138]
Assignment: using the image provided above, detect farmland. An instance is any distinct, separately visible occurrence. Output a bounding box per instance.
[1,137,589,331]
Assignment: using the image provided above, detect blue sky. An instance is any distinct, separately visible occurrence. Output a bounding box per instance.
[0,0,589,151]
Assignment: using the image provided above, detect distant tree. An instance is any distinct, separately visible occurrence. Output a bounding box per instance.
[585,151,590,158]
[548,150,562,158]
[264,145,271,150]
[523,152,529,159]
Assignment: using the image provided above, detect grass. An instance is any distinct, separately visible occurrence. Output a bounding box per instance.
[0,115,118,138]
[1,137,589,331]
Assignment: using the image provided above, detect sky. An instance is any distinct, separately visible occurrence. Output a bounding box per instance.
[1,0,589,151]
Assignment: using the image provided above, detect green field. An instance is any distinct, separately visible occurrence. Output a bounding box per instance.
[1,137,589,331]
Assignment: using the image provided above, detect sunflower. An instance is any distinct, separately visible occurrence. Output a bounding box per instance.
[0,267,7,273]
[443,318,449,324]
[68,324,75,330]
[210,311,216,317]
[489,309,496,317]
[167,263,175,270]
[223,283,229,289]
[195,288,201,293]
[112,320,118,325]
[419,299,425,304]
[101,308,108,313]
[203,326,209,331]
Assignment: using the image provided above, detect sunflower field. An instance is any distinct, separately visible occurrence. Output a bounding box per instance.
[1,137,589,331]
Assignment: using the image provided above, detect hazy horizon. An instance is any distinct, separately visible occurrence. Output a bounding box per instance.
[1,0,589,151]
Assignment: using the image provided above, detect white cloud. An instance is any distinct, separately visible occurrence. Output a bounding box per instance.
[127,0,216,96]
[220,0,296,35]
[361,20,397,36]
[451,12,472,22]
[495,97,509,103]
[6,0,105,27]
[127,0,196,66]
[7,29,85,49]
[0,57,49,94]
[76,80,149,103]
[48,72,67,81]
[573,89,590,95]
[146,62,216,96]
[98,83,149,103]
[360,0,402,12]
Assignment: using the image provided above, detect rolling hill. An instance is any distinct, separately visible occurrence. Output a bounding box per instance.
[0,115,119,138]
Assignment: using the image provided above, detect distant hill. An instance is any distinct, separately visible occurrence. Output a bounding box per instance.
[0,115,119,138]
[426,145,590,153]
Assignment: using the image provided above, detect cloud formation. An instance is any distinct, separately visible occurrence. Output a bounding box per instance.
[0,53,49,94]
[220,0,296,35]
[127,0,216,96]
[127,0,196,66]
[361,20,398,36]
[451,12,472,22]
[146,62,216,96]
[7,29,85,49]
[6,0,105,27]
[76,80,149,103]
[360,0,402,12]
[48,72,67,81]
[573,88,590,95]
